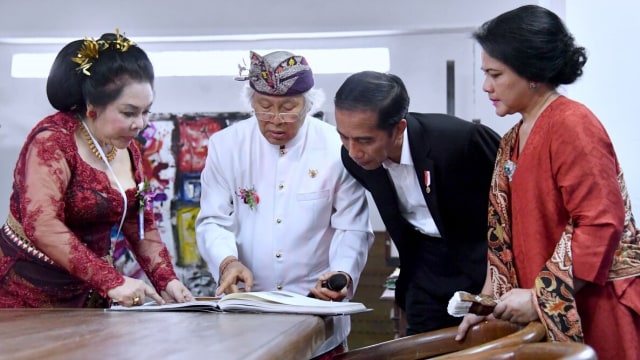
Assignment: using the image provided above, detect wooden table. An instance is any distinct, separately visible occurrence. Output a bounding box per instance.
[0,309,332,360]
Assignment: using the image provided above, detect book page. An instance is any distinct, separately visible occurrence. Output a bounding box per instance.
[109,297,221,312]
[108,291,371,316]
[218,290,371,315]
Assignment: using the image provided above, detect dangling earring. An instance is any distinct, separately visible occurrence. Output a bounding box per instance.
[529,82,538,91]
[87,110,97,119]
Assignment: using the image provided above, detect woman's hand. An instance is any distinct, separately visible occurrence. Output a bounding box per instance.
[492,288,540,323]
[160,279,194,303]
[107,276,164,306]
[455,313,490,341]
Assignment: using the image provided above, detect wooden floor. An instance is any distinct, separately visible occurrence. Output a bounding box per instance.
[348,231,396,349]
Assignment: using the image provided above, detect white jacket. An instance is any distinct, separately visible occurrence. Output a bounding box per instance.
[196,115,374,356]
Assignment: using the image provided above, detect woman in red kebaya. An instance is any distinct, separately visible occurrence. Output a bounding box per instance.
[0,30,192,308]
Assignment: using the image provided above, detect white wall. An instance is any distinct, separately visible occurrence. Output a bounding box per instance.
[0,0,534,39]
[564,0,640,212]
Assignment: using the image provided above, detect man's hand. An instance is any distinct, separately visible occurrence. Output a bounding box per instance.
[308,271,351,301]
[216,259,254,296]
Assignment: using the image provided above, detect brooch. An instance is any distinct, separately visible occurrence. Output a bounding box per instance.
[503,160,516,182]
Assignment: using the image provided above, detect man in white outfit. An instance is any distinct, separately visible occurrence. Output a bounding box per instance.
[195,50,374,359]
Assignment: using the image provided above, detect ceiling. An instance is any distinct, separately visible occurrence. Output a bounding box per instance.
[0,0,538,42]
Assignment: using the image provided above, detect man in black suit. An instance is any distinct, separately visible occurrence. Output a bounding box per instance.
[334,71,501,335]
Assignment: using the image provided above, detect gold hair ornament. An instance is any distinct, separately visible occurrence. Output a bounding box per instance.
[71,28,135,76]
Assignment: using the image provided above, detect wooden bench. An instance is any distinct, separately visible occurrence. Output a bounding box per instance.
[334,320,546,360]
[445,342,597,360]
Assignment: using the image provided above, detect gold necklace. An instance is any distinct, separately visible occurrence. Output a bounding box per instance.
[79,123,118,162]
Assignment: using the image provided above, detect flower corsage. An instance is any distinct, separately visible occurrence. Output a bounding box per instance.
[136,180,163,239]
[236,186,260,210]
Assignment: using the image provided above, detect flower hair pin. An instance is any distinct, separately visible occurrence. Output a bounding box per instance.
[71,28,135,76]
[136,179,166,239]
[236,186,260,210]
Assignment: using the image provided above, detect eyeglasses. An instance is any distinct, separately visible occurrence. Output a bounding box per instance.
[254,111,300,123]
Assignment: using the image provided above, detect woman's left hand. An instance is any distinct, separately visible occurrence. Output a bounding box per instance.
[160,279,194,303]
[492,288,540,324]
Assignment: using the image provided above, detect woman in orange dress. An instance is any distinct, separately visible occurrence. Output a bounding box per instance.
[455,5,640,359]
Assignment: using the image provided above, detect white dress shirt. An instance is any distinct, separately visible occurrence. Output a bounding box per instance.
[382,129,441,237]
[196,115,374,356]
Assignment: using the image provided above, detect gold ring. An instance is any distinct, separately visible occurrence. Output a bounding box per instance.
[132,296,140,305]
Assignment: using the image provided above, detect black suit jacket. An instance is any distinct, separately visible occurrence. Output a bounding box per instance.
[342,113,501,311]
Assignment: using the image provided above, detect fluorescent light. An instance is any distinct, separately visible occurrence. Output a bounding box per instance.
[11,48,389,78]
[2,31,393,44]
[11,53,55,78]
[0,27,473,45]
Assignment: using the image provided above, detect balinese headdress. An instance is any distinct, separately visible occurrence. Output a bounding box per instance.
[236,50,314,96]
[71,28,135,76]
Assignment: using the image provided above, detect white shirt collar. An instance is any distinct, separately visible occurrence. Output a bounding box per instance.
[382,127,412,169]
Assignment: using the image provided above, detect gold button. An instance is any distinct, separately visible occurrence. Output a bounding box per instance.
[277,285,282,290]
[278,183,284,190]
[276,218,282,224]
[275,252,281,258]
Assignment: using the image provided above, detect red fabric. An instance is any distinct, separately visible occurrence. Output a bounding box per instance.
[489,96,640,359]
[0,112,177,308]
[577,276,640,359]
[510,97,624,287]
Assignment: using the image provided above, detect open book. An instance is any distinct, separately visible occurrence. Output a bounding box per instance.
[110,290,371,316]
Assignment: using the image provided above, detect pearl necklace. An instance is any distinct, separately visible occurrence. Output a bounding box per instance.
[79,123,118,162]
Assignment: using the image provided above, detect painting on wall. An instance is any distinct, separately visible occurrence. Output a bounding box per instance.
[112,111,251,296]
